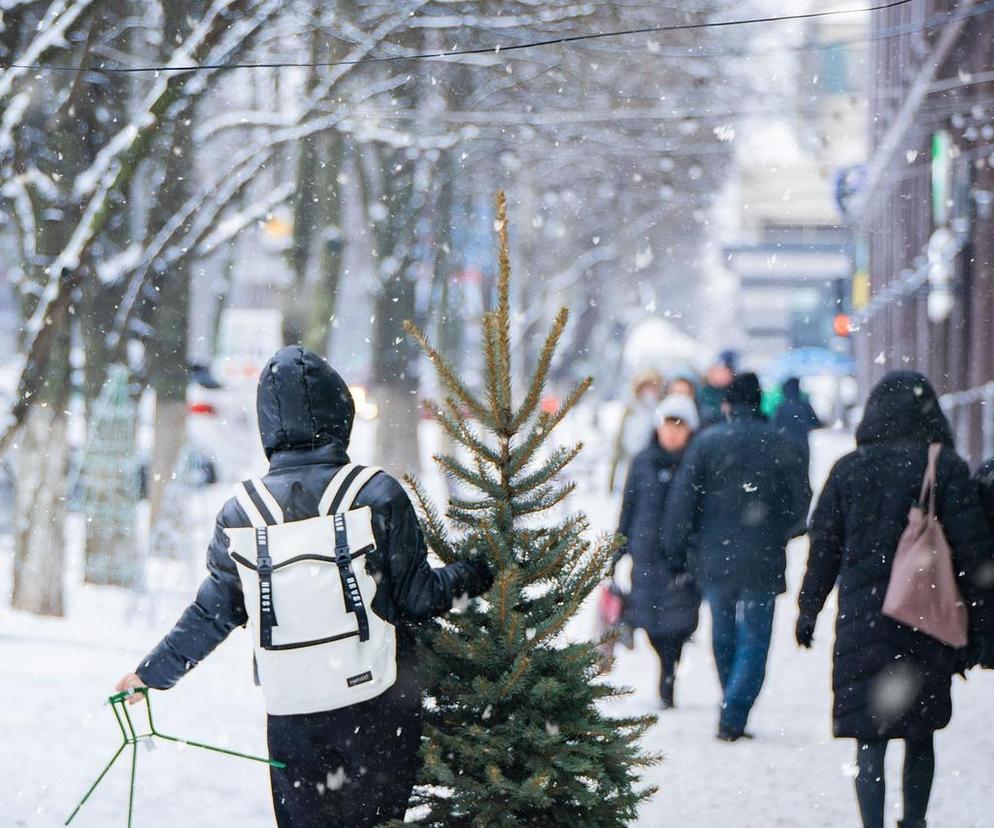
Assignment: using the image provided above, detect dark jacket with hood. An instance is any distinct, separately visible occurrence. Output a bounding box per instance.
[617,437,700,639]
[773,377,821,451]
[799,371,994,740]
[136,346,491,694]
[976,458,994,533]
[663,375,812,595]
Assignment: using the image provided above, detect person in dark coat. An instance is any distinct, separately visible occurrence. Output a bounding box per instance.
[796,371,994,828]
[616,394,701,708]
[663,372,811,740]
[772,376,821,468]
[115,346,492,828]
[696,350,737,429]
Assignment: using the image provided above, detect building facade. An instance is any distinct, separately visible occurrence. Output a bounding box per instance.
[857,0,994,465]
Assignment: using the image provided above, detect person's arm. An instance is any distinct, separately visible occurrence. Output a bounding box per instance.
[613,458,640,568]
[773,432,812,538]
[382,482,492,622]
[119,512,248,696]
[975,459,994,529]
[937,451,994,657]
[662,441,704,575]
[797,463,846,632]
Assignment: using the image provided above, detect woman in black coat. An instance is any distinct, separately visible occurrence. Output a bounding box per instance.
[617,394,701,708]
[796,371,994,828]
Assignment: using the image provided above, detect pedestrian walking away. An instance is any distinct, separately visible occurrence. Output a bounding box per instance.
[114,346,493,828]
[772,376,822,470]
[663,372,811,740]
[615,394,702,708]
[796,371,994,828]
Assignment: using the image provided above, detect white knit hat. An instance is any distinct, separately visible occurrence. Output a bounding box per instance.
[654,394,700,432]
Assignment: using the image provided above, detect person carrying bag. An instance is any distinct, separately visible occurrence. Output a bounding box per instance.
[882,442,969,649]
[795,371,994,828]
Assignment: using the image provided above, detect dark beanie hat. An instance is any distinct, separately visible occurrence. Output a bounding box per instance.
[724,372,762,409]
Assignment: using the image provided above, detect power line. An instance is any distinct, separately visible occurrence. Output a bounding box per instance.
[1,0,914,75]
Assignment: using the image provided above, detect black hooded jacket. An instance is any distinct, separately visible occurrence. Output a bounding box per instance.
[799,371,994,739]
[662,402,812,594]
[617,437,700,638]
[773,377,821,449]
[136,346,491,691]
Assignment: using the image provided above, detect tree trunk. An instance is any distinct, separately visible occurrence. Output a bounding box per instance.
[148,398,188,527]
[11,406,68,617]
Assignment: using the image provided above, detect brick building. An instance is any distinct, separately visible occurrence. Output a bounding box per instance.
[855,0,994,465]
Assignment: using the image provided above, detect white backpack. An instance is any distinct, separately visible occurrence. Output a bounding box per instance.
[225,464,398,715]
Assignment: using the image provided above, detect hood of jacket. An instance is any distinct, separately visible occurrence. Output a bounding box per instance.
[256,346,355,459]
[855,370,952,447]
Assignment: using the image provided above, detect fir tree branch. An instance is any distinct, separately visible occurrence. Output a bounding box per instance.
[511,442,583,496]
[434,453,504,499]
[404,475,458,565]
[493,191,513,429]
[510,481,577,518]
[405,319,493,427]
[508,306,569,434]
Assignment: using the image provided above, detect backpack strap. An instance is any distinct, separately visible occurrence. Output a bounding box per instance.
[319,464,383,515]
[234,478,284,526]
[336,465,383,513]
[318,464,359,516]
[334,512,369,642]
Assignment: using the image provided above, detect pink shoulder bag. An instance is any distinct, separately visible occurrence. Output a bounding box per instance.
[882,442,969,649]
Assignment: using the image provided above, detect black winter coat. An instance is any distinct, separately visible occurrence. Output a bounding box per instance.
[773,380,821,452]
[976,458,994,532]
[663,405,812,594]
[137,346,490,693]
[617,439,700,639]
[799,372,994,740]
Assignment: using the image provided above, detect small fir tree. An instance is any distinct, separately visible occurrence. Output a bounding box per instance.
[399,193,657,826]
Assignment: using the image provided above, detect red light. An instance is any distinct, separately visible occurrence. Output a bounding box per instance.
[833,313,851,337]
[188,402,217,416]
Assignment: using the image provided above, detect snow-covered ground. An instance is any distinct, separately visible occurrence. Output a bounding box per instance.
[2,425,993,827]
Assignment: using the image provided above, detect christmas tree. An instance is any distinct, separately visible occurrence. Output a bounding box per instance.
[80,364,141,588]
[399,193,657,826]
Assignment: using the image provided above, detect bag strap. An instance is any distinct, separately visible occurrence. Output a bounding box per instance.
[235,478,284,526]
[919,443,942,517]
[318,464,383,515]
[255,525,278,647]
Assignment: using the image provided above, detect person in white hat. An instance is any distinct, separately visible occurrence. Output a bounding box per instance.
[615,394,701,708]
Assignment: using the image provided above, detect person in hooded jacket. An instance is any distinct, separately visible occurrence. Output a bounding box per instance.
[772,376,822,469]
[616,394,701,708]
[796,371,994,828]
[663,372,811,741]
[115,347,493,828]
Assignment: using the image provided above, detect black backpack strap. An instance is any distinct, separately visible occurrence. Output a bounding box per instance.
[255,525,278,648]
[334,513,369,643]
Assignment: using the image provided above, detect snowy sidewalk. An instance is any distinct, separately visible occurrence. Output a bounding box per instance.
[3,427,994,826]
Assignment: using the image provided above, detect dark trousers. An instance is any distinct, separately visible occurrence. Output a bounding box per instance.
[267,686,423,828]
[854,737,935,828]
[703,585,776,732]
[647,633,686,701]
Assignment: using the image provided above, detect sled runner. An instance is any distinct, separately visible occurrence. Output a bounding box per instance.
[66,687,283,828]
[226,463,399,715]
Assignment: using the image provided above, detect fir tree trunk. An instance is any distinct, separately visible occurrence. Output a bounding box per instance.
[11,405,68,617]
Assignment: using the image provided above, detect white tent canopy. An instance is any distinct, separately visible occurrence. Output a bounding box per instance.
[621,316,714,378]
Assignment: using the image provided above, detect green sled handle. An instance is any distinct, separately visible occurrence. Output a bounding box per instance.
[65,687,285,827]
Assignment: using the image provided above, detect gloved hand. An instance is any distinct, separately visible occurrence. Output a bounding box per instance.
[468,558,495,595]
[795,614,816,649]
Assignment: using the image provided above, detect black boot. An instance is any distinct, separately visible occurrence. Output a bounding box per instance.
[897,822,926,828]
[660,674,675,709]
